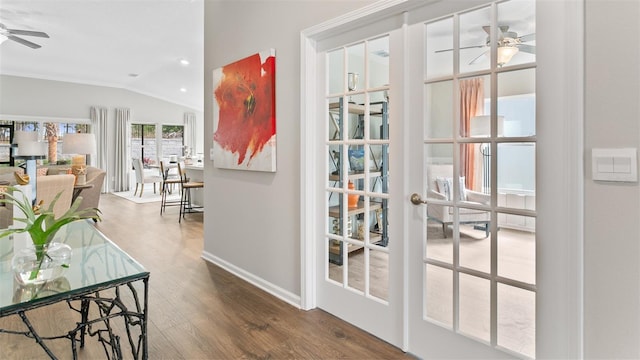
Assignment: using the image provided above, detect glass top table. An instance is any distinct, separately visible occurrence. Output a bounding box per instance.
[0,220,149,359]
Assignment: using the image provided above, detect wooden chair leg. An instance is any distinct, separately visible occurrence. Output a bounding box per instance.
[140,184,144,197]
[134,183,139,196]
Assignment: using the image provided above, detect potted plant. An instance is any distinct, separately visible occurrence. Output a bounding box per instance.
[0,186,101,285]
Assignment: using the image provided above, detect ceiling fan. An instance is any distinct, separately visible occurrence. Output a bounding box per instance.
[436,25,535,66]
[0,23,49,49]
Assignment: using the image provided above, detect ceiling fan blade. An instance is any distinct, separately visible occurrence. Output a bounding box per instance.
[8,29,49,38]
[435,45,485,53]
[7,35,41,49]
[518,44,536,54]
[519,33,535,42]
[469,50,488,65]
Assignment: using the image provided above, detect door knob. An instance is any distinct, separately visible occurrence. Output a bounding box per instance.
[410,193,427,205]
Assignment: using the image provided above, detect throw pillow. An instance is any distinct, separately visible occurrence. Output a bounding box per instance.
[459,176,467,201]
[36,167,48,177]
[435,177,452,201]
[436,176,467,201]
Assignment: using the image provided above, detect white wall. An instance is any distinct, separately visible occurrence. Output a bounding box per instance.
[584,0,640,357]
[0,75,204,191]
[203,0,373,299]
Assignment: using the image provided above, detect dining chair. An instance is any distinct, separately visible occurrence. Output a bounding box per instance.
[132,158,162,197]
[177,162,203,222]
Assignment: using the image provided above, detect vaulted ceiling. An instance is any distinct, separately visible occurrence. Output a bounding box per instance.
[0,0,204,111]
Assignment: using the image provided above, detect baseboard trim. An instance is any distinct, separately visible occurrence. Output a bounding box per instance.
[201,251,302,309]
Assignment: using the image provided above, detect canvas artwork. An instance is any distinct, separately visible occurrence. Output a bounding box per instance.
[212,49,276,172]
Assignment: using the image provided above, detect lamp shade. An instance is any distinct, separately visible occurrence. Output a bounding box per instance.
[13,130,38,144]
[15,141,47,156]
[13,131,46,156]
[64,133,97,155]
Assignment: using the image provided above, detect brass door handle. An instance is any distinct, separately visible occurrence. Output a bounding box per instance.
[410,193,427,205]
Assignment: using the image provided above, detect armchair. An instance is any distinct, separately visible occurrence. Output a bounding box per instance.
[77,166,106,219]
[426,164,490,238]
[36,174,75,219]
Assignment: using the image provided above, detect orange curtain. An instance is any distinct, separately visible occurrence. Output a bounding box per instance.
[459,78,484,190]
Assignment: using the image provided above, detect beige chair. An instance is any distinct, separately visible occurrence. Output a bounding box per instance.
[36,174,75,219]
[76,166,106,220]
[426,164,490,238]
[132,158,162,197]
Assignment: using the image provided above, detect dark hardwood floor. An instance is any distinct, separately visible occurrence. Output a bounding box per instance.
[0,194,413,359]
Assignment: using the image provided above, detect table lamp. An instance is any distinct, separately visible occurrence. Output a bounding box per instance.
[63,133,97,185]
[12,130,47,204]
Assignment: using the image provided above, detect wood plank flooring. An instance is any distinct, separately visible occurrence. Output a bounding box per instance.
[0,194,413,359]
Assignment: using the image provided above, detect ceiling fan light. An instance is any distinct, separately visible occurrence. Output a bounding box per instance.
[497,46,519,66]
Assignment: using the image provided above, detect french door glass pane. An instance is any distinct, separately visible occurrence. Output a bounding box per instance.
[497,218,536,284]
[425,17,453,79]
[328,49,344,95]
[459,6,490,74]
[458,209,490,273]
[459,273,490,341]
[425,80,453,139]
[425,264,453,328]
[497,0,536,67]
[459,142,491,195]
[497,283,535,358]
[347,43,365,91]
[497,142,535,208]
[368,36,389,89]
[369,247,389,301]
[425,143,453,264]
[461,75,490,138]
[497,69,536,137]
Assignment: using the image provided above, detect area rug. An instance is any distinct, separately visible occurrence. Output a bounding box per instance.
[111,189,180,204]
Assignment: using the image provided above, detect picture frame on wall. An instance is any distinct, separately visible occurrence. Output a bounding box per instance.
[212,48,276,172]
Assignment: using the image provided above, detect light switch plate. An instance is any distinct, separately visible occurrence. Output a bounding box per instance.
[210,147,215,161]
[592,148,637,182]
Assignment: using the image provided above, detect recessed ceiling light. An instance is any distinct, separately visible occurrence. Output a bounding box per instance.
[180,88,187,93]
[180,59,190,66]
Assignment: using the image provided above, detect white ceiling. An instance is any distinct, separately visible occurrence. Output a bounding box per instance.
[0,0,204,111]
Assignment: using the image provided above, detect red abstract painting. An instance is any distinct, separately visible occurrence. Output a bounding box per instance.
[212,49,276,171]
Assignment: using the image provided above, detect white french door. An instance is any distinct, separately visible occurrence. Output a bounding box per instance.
[313,26,403,347]
[303,0,583,358]
[406,1,537,358]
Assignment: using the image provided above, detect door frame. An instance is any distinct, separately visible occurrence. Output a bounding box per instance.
[300,0,584,357]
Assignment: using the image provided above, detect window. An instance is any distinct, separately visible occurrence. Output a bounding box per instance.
[131,124,157,167]
[161,125,184,159]
[0,120,91,166]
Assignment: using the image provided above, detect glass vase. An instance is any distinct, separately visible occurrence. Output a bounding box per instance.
[11,242,73,286]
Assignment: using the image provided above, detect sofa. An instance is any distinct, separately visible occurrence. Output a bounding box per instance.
[0,165,106,227]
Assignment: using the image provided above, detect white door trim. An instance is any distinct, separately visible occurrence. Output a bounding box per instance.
[535,0,584,357]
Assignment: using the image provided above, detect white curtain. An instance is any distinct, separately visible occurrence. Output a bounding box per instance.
[184,112,197,155]
[90,106,109,193]
[114,108,131,192]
